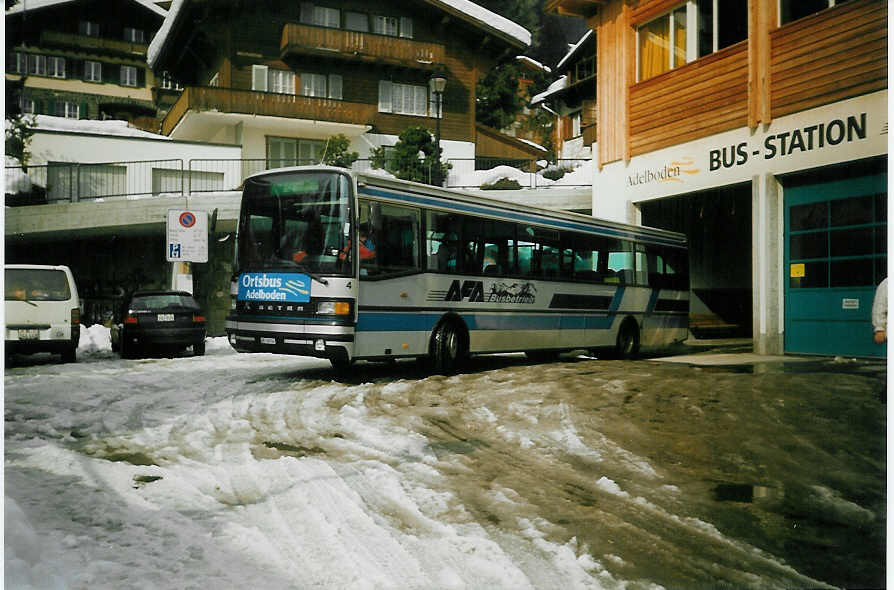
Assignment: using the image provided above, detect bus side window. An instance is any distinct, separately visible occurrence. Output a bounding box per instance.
[364,202,421,277]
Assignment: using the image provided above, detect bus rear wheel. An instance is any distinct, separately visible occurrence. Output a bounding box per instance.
[615,319,640,359]
[431,320,465,375]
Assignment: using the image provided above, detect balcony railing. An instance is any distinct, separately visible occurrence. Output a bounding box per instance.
[39,30,148,56]
[161,86,378,136]
[281,23,444,67]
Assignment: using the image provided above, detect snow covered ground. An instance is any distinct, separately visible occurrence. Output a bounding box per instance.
[5,326,885,589]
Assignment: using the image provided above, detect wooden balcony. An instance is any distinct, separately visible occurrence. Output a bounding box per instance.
[280,23,444,68]
[39,30,148,56]
[161,86,377,136]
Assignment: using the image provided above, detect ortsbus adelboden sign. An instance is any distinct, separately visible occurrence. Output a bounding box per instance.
[594,90,887,215]
[166,209,208,263]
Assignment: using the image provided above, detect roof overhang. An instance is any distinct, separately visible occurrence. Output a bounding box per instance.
[544,0,604,19]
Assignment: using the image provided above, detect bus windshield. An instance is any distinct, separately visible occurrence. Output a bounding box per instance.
[237,171,353,276]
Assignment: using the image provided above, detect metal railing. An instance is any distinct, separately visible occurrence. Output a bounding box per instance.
[6,158,593,205]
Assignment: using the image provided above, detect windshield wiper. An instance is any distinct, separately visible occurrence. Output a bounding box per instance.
[267,259,329,286]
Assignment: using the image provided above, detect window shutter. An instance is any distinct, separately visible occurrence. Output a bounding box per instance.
[328,74,342,100]
[252,65,268,92]
[414,86,426,116]
[81,102,89,119]
[400,17,413,39]
[137,67,146,87]
[378,80,392,113]
[300,2,313,24]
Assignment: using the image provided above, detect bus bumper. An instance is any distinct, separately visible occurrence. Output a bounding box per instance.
[224,318,354,362]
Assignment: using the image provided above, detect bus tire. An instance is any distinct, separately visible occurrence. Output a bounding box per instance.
[615,318,640,359]
[431,319,465,375]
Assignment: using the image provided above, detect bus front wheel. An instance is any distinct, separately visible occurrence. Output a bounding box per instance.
[615,319,640,359]
[431,320,465,374]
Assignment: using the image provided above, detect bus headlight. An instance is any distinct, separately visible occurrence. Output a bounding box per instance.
[316,301,351,315]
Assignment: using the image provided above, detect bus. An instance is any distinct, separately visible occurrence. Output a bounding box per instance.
[226,166,689,372]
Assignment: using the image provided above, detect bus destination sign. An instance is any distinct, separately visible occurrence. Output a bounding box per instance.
[237,273,311,303]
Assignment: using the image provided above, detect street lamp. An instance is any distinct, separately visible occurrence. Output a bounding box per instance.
[429,68,447,171]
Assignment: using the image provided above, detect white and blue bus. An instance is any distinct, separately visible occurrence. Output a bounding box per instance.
[226,166,689,372]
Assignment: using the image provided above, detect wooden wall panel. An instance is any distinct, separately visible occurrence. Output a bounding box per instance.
[770,0,887,118]
[597,0,630,166]
[628,42,748,156]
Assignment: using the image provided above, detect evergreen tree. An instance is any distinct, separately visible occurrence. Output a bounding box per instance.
[476,63,524,131]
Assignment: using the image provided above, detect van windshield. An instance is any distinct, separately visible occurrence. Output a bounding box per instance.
[5,269,71,301]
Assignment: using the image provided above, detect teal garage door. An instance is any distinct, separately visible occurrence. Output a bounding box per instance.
[785,174,887,358]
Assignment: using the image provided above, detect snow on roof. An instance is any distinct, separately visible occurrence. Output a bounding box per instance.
[516,56,551,74]
[150,0,529,68]
[530,75,568,105]
[517,137,547,152]
[555,29,593,72]
[29,115,171,140]
[425,0,530,48]
[7,0,166,18]
[147,0,184,67]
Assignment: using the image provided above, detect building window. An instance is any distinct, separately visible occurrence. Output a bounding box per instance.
[300,73,342,99]
[8,52,27,74]
[696,0,747,57]
[120,65,138,87]
[85,60,102,82]
[399,17,413,39]
[373,15,399,36]
[124,27,146,43]
[207,72,219,87]
[47,56,66,78]
[270,69,296,94]
[345,11,368,32]
[378,81,429,117]
[267,137,326,167]
[637,1,747,81]
[573,55,595,84]
[301,3,340,28]
[57,101,80,119]
[27,54,46,76]
[79,21,100,37]
[780,0,849,25]
[19,97,35,115]
[572,111,582,137]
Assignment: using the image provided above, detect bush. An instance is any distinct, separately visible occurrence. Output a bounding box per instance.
[480,177,522,190]
[321,134,359,168]
[541,166,573,181]
[370,126,450,187]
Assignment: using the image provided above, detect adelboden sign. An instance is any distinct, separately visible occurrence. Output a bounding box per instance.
[598,90,887,207]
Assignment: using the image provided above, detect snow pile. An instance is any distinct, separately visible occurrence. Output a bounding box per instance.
[29,115,170,140]
[4,497,68,590]
[5,155,32,195]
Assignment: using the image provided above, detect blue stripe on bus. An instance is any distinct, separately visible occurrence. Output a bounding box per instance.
[646,289,661,314]
[356,288,629,333]
[358,187,686,248]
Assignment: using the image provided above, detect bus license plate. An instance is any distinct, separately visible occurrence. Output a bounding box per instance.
[18,329,39,340]
[260,337,276,345]
[157,314,175,322]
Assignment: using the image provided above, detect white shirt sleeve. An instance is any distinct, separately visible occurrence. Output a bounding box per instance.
[872,278,887,332]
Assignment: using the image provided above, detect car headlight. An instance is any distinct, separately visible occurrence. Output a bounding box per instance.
[316,301,350,315]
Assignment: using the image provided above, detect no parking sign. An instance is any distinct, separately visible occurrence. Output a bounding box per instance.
[166,209,208,262]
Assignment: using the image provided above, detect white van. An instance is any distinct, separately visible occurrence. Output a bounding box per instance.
[5,264,81,363]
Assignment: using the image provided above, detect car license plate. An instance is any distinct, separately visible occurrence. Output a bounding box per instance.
[18,329,39,340]
[157,313,175,322]
[261,337,276,345]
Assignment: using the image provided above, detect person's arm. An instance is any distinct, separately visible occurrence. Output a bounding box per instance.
[872,280,887,343]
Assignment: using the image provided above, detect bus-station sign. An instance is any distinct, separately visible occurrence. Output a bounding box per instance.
[166,209,208,262]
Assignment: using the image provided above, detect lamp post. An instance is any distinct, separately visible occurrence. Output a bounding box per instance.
[429,68,447,183]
